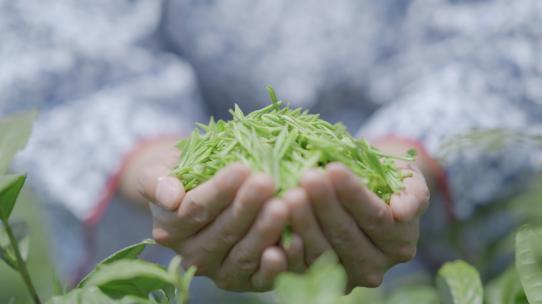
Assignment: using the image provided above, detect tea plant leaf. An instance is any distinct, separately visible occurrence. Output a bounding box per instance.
[516,226,542,304]
[338,287,384,304]
[0,220,29,270]
[485,267,528,304]
[81,259,176,299]
[167,255,196,304]
[46,287,118,304]
[100,239,155,264]
[275,252,347,304]
[0,174,27,221]
[78,239,155,287]
[0,110,37,175]
[385,285,439,304]
[46,286,155,304]
[436,260,483,304]
[52,267,66,296]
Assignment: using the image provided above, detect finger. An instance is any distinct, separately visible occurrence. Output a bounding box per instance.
[180,174,275,275]
[175,163,251,238]
[327,162,393,229]
[251,247,288,291]
[283,234,306,273]
[390,166,430,222]
[216,199,288,291]
[283,188,331,265]
[326,163,399,248]
[327,163,419,262]
[301,169,389,286]
[150,202,182,247]
[140,164,184,210]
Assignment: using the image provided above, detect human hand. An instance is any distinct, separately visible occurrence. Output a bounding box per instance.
[139,162,289,292]
[283,162,430,289]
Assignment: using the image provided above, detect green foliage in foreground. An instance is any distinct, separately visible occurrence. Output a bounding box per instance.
[272,226,542,304]
[173,87,415,201]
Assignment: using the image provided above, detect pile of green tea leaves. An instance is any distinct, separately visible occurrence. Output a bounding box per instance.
[173,87,415,201]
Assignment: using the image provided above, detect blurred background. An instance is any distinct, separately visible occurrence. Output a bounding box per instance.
[1,0,542,303]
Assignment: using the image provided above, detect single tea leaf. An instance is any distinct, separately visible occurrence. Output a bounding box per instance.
[47,287,119,304]
[339,287,384,304]
[0,110,37,175]
[516,226,542,304]
[436,260,483,304]
[275,252,347,304]
[385,285,439,304]
[78,239,155,287]
[0,174,27,221]
[46,286,154,304]
[82,259,176,299]
[485,267,528,304]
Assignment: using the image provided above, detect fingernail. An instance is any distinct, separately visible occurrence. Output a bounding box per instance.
[155,177,181,210]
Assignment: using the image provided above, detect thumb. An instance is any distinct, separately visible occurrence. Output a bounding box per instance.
[389,167,430,222]
[139,164,185,211]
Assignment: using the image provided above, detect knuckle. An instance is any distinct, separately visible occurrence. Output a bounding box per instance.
[219,230,240,247]
[214,276,231,290]
[233,249,259,272]
[268,202,288,221]
[215,164,248,192]
[199,240,220,256]
[181,195,209,226]
[186,256,213,276]
[255,221,270,236]
[365,209,388,232]
[250,174,274,192]
[232,199,252,218]
[329,226,356,247]
[214,271,243,291]
[362,273,384,288]
[152,227,176,247]
[182,256,201,271]
[391,243,417,262]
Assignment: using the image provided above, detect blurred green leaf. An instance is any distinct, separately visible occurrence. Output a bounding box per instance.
[46,287,117,304]
[485,267,527,304]
[385,285,439,304]
[275,252,347,304]
[46,286,155,304]
[516,226,542,304]
[78,239,155,287]
[0,174,26,221]
[338,287,384,304]
[0,110,37,175]
[437,260,483,304]
[0,221,29,270]
[165,256,196,304]
[439,128,542,158]
[81,259,175,299]
[52,266,65,296]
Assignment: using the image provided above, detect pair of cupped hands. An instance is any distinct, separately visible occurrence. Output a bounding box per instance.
[136,143,430,292]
